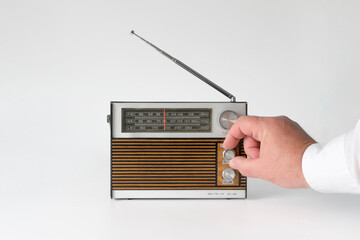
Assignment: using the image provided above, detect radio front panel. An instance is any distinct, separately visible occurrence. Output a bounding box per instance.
[110,102,247,199]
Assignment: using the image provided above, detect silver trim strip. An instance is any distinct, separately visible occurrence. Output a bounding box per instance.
[112,190,246,199]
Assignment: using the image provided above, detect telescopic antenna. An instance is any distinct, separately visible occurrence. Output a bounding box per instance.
[130,30,236,102]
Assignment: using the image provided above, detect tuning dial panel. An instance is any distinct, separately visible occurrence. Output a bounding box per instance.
[219,110,238,130]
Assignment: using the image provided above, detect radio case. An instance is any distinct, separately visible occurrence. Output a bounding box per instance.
[109,31,248,199]
[109,102,247,199]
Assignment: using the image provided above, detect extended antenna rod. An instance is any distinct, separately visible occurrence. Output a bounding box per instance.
[131,30,236,102]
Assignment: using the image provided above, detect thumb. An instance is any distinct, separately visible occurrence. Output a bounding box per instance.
[223,116,264,149]
[229,156,260,178]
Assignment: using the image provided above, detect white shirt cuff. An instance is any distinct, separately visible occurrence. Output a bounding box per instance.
[302,135,360,194]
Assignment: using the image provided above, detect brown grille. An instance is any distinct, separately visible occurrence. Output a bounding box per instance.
[111,139,245,190]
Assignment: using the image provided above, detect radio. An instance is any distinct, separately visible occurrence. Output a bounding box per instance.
[108,31,247,199]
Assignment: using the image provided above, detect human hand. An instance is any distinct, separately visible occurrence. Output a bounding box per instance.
[223,116,316,188]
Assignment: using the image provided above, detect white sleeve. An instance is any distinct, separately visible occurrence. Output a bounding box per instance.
[302,120,360,194]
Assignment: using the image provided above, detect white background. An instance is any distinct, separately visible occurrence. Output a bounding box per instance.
[1,0,360,239]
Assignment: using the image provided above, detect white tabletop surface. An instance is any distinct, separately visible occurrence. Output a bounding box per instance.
[1,0,360,239]
[1,176,360,240]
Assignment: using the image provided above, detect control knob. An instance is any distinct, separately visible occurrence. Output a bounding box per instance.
[223,149,236,161]
[219,111,238,130]
[222,168,236,181]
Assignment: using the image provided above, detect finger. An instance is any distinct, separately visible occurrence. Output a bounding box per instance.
[228,156,260,178]
[223,116,263,149]
[243,136,260,158]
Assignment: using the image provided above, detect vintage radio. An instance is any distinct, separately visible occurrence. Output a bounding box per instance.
[108,31,247,199]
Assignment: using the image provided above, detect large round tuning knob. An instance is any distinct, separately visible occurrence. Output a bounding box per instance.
[222,168,236,181]
[219,111,238,130]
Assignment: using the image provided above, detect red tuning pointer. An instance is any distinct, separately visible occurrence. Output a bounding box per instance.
[163,108,166,131]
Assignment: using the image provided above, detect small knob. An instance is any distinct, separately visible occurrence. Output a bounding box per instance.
[222,168,236,181]
[223,149,236,160]
[219,111,238,130]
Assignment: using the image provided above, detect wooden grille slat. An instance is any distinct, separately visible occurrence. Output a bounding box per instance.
[113,187,246,190]
[112,162,215,168]
[112,153,214,155]
[112,146,215,149]
[112,143,216,145]
[112,159,216,162]
[112,157,215,160]
[112,149,216,152]
[112,171,215,174]
[113,177,214,180]
[112,174,215,177]
[113,175,214,180]
[112,162,216,164]
[112,171,215,177]
[112,139,220,142]
[113,168,216,171]
[113,180,216,183]
[113,184,216,186]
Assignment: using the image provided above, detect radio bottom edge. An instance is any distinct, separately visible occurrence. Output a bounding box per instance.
[112,189,246,199]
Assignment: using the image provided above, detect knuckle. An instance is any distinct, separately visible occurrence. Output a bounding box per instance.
[265,115,291,127]
[264,117,278,126]
[278,115,289,120]
[277,115,293,124]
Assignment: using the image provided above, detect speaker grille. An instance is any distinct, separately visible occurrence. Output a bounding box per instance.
[111,139,244,190]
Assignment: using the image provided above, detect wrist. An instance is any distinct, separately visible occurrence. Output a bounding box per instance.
[300,141,316,188]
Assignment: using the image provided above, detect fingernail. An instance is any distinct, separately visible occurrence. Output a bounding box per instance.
[229,159,236,168]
